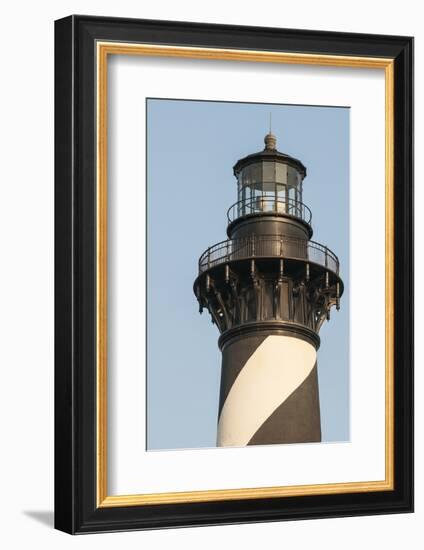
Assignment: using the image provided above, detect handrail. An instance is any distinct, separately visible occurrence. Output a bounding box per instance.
[227,196,312,225]
[199,234,339,275]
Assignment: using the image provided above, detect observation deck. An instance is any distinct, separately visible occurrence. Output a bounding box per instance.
[198,234,340,276]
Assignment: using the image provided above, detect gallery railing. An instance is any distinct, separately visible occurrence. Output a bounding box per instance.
[227,196,312,225]
[198,234,339,275]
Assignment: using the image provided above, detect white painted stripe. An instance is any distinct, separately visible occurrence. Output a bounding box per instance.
[217,335,316,447]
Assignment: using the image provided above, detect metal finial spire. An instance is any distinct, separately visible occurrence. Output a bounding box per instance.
[264,114,277,150]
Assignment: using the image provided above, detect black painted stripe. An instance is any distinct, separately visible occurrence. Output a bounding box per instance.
[247,363,321,446]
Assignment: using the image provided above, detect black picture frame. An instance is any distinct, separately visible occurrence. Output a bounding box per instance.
[55,15,413,534]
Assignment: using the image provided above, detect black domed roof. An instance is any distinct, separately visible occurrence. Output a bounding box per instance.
[233,133,307,177]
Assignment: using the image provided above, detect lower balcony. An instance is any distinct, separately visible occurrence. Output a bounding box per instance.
[198,234,339,276]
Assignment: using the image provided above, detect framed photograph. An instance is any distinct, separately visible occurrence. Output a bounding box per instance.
[54,15,413,534]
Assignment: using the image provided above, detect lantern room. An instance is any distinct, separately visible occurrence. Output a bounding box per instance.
[232,132,308,221]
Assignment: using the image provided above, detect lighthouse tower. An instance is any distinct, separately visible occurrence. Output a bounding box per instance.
[194,132,343,447]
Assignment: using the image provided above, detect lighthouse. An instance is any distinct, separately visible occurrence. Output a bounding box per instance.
[193,132,343,447]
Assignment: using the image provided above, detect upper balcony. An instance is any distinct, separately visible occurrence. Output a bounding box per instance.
[227,195,312,226]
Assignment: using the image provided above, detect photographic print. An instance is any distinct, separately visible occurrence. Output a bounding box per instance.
[55,16,413,532]
[146,99,349,450]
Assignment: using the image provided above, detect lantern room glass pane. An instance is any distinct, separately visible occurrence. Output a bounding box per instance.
[250,163,262,185]
[252,182,262,199]
[237,174,242,201]
[275,163,287,184]
[262,181,275,193]
[262,161,275,183]
[241,163,261,188]
[241,165,251,187]
[276,183,286,213]
[287,166,299,187]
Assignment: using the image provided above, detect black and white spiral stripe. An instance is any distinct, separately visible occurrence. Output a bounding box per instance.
[217,334,321,446]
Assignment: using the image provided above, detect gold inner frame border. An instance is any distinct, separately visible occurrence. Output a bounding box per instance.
[96,42,394,508]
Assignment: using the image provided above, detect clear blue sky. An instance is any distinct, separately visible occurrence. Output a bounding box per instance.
[146,98,350,450]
